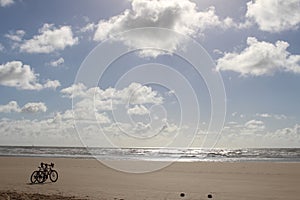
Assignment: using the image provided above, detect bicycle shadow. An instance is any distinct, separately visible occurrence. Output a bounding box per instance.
[26,182,53,185]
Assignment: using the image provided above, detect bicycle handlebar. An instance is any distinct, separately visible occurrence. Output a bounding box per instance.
[40,162,55,168]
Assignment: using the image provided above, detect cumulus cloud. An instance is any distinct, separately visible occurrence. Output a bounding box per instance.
[96,119,180,145]
[0,101,20,113]
[255,113,271,118]
[222,119,266,137]
[80,23,96,33]
[95,112,111,124]
[49,57,64,67]
[217,37,300,76]
[0,101,47,113]
[0,61,60,90]
[60,83,87,98]
[0,81,177,145]
[220,120,300,148]
[0,117,80,146]
[60,82,163,126]
[246,0,300,32]
[93,0,235,57]
[244,119,265,131]
[131,122,151,133]
[59,82,173,143]
[21,102,47,113]
[0,110,180,146]
[19,23,78,53]
[2,113,298,147]
[274,114,288,120]
[43,80,61,89]
[61,82,163,106]
[5,30,25,42]
[127,105,150,115]
[272,124,300,138]
[0,0,14,7]
[123,82,164,105]
[255,113,287,120]
[61,83,163,126]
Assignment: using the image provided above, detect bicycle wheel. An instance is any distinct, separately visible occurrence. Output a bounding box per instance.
[30,171,38,184]
[36,171,45,183]
[49,170,58,182]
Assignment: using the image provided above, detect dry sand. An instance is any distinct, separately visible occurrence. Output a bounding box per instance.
[0,157,300,200]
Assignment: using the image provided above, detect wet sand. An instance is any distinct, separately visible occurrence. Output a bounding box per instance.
[0,157,300,200]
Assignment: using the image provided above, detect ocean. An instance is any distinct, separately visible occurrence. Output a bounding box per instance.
[0,146,300,162]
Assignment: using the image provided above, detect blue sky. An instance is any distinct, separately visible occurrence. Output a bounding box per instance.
[0,0,300,148]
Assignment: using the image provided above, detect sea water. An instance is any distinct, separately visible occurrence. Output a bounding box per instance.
[0,146,300,162]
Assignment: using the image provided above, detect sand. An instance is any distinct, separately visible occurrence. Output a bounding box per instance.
[0,157,300,200]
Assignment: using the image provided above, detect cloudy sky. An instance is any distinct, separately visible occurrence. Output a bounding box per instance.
[0,0,300,148]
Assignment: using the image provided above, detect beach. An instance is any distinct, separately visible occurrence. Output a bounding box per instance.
[0,157,300,200]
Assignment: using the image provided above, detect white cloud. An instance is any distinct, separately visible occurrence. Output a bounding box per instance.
[61,82,163,106]
[213,49,223,55]
[93,0,235,57]
[122,82,163,105]
[5,30,25,42]
[0,101,47,113]
[0,102,297,147]
[220,120,300,148]
[21,102,47,113]
[43,80,61,89]
[256,113,287,120]
[274,114,287,120]
[60,83,87,98]
[95,112,111,124]
[101,119,180,144]
[0,111,181,146]
[0,117,80,146]
[131,122,151,133]
[222,119,266,137]
[0,0,14,7]
[59,82,170,143]
[272,124,300,138]
[246,0,300,32]
[80,23,96,33]
[256,113,272,118]
[60,82,163,132]
[49,57,64,67]
[0,101,20,113]
[160,118,180,134]
[2,82,169,146]
[244,119,265,131]
[19,24,78,53]
[0,61,60,90]
[217,37,300,76]
[127,105,150,116]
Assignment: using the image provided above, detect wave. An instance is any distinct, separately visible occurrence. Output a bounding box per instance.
[0,146,300,162]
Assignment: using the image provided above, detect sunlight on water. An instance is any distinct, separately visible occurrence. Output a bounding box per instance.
[1,146,300,162]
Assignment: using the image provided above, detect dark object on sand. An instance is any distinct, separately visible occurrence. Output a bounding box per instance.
[208,194,213,198]
[180,192,185,197]
[30,162,58,184]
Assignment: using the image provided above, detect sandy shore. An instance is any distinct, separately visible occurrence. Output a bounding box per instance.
[0,157,300,200]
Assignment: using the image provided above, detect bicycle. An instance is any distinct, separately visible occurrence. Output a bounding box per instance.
[30,162,58,184]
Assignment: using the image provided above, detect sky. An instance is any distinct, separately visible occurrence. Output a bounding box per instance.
[0,0,300,148]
